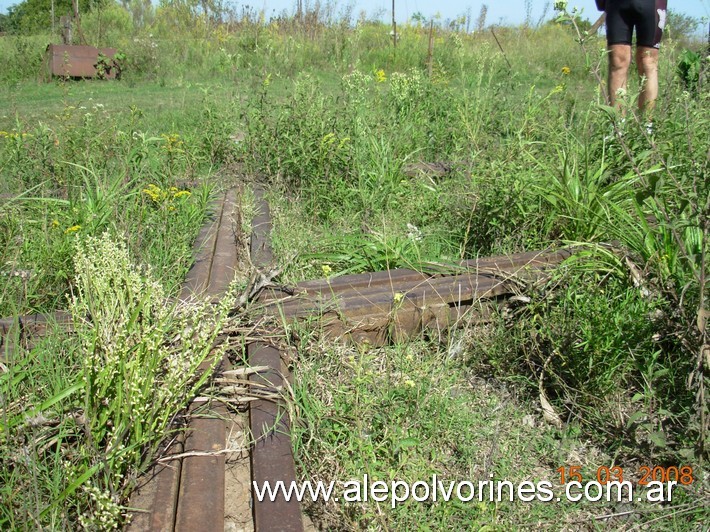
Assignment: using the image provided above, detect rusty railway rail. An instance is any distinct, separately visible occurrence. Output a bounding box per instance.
[260,248,571,345]
[0,311,73,359]
[0,184,573,531]
[249,186,304,531]
[128,185,305,531]
[128,188,238,531]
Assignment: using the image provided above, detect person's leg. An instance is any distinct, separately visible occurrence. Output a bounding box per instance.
[636,46,659,111]
[605,1,634,106]
[608,44,632,107]
[634,0,666,113]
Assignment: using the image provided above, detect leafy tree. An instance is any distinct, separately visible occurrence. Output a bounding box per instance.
[666,9,701,43]
[5,0,73,34]
[0,12,10,32]
[411,12,426,24]
[4,0,112,35]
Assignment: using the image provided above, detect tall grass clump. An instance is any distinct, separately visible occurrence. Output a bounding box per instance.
[460,23,707,463]
[0,233,229,528]
[510,6,710,459]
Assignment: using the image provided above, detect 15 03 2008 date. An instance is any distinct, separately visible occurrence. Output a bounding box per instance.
[557,465,694,485]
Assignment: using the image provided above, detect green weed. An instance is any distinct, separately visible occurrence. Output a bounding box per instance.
[1,234,229,528]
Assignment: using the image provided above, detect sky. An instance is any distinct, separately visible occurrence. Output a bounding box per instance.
[1,0,709,27]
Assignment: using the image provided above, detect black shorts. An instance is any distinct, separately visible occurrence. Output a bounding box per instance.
[606,0,667,49]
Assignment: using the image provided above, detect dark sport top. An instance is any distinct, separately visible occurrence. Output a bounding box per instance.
[606,0,668,48]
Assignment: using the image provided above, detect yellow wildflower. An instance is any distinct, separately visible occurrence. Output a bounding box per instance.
[561,66,571,75]
[374,69,386,83]
[142,184,165,203]
[405,379,416,388]
[51,219,60,228]
[321,264,332,276]
[65,224,81,234]
[161,134,182,152]
[393,292,404,303]
[321,133,336,148]
[173,190,192,199]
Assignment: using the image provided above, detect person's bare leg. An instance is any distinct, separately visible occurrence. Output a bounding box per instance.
[636,45,659,112]
[608,44,632,107]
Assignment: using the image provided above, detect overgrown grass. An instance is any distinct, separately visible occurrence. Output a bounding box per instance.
[1,60,242,528]
[0,81,241,315]
[1,235,230,528]
[292,331,707,529]
[237,12,708,529]
[1,3,708,529]
[293,337,570,529]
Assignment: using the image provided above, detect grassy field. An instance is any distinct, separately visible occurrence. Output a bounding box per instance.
[1,2,708,529]
[1,75,241,527]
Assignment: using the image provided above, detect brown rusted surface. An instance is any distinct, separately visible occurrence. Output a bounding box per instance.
[292,267,429,295]
[126,436,184,532]
[45,44,118,79]
[204,189,239,298]
[248,343,304,532]
[259,249,571,346]
[267,262,549,319]
[174,400,227,531]
[127,188,238,531]
[249,184,304,532]
[180,191,227,300]
[0,311,73,359]
[297,275,506,346]
[0,247,569,356]
[179,189,238,302]
[283,248,571,298]
[322,298,498,346]
[173,188,239,529]
[0,311,73,336]
[251,186,274,268]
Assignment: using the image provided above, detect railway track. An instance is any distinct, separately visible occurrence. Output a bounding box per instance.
[0,185,572,531]
[126,185,305,531]
[261,248,570,346]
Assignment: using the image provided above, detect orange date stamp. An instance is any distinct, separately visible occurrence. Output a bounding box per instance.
[557,465,694,486]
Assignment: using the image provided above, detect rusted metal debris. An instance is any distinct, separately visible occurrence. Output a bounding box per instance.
[249,185,305,531]
[0,311,73,360]
[127,190,238,531]
[173,189,238,531]
[260,249,571,345]
[44,44,119,79]
[0,183,573,531]
[174,394,228,531]
[125,434,185,532]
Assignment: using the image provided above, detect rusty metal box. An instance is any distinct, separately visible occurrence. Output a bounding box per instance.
[45,44,118,79]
